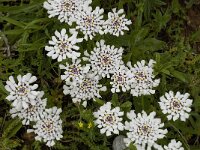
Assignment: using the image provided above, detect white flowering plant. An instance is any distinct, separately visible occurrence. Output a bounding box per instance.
[1,0,199,150]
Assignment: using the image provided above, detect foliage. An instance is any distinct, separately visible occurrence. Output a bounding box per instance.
[0,0,200,149]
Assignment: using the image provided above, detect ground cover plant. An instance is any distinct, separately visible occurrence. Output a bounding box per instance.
[0,0,200,149]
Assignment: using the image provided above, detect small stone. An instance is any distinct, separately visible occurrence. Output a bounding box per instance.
[112,135,126,150]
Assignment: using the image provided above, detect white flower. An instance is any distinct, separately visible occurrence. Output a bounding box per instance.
[5,73,39,110]
[83,39,124,78]
[76,6,104,40]
[164,139,184,150]
[59,59,90,82]
[43,0,92,25]
[93,102,124,136]
[45,28,83,62]
[110,65,133,93]
[128,143,163,150]
[9,91,47,125]
[124,110,168,149]
[159,91,193,121]
[127,59,160,96]
[63,72,107,107]
[27,107,63,147]
[103,8,132,36]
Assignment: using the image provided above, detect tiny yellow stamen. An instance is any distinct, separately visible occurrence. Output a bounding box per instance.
[78,121,83,128]
[87,122,93,129]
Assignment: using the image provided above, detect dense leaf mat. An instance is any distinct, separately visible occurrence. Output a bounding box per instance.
[0,0,200,149]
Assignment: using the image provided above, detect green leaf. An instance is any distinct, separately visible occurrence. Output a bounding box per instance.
[170,69,189,83]
[32,141,42,150]
[0,80,8,94]
[190,146,200,150]
[130,28,149,46]
[161,69,171,75]
[81,109,93,121]
[129,143,137,150]
[155,53,161,64]
[54,142,70,150]
[171,0,181,13]
[111,93,119,107]
[1,138,21,149]
[121,101,132,111]
[153,10,171,32]
[186,0,199,8]
[104,34,130,47]
[2,118,22,139]
[143,0,166,20]
[190,29,200,42]
[94,98,104,105]
[136,38,166,51]
[3,29,25,35]
[25,18,49,27]
[1,16,25,28]
[0,1,43,14]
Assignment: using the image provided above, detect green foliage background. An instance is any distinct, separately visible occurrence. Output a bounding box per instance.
[0,0,200,149]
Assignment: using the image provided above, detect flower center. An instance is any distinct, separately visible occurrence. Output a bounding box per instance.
[170,98,182,110]
[84,16,95,28]
[103,114,116,125]
[114,73,125,84]
[112,18,122,29]
[101,55,111,65]
[134,71,147,81]
[59,41,70,52]
[118,76,123,81]
[69,65,80,75]
[43,120,54,133]
[27,104,36,113]
[138,124,151,136]
[60,0,74,12]
[17,85,28,96]
[80,79,92,91]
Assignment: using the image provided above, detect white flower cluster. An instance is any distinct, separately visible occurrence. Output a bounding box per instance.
[103,8,132,36]
[93,102,187,150]
[58,38,161,106]
[43,0,92,25]
[4,73,63,147]
[110,59,160,95]
[127,59,160,96]
[164,139,184,150]
[59,59,90,82]
[43,0,132,41]
[45,29,83,62]
[42,1,193,149]
[63,72,107,107]
[124,110,168,150]
[5,73,39,110]
[76,6,104,40]
[43,0,159,100]
[93,102,124,136]
[9,91,47,125]
[83,39,124,78]
[159,91,193,122]
[28,107,63,147]
[110,65,133,93]
[58,37,160,106]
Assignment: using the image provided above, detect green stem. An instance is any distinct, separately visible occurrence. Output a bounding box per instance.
[169,123,190,150]
[141,96,144,110]
[0,113,7,133]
